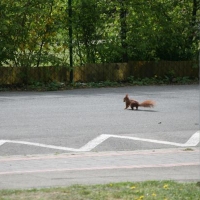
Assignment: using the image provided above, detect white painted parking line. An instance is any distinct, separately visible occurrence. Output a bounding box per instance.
[108,131,200,147]
[79,131,200,151]
[0,140,79,152]
[79,134,111,151]
[0,131,199,152]
[0,140,6,146]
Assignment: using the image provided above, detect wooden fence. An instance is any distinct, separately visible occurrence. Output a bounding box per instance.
[0,61,198,85]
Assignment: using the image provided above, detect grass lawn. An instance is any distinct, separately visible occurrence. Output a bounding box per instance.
[0,181,200,200]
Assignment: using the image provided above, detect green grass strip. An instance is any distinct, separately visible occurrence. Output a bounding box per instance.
[0,181,200,200]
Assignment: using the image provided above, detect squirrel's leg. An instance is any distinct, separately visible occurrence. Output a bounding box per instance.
[131,103,136,110]
[125,102,129,109]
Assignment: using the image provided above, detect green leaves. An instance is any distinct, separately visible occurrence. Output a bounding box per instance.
[0,0,199,67]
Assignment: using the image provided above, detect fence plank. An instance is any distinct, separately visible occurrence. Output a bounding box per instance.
[0,61,198,85]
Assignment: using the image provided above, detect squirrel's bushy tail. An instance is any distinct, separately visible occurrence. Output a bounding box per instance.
[139,100,155,108]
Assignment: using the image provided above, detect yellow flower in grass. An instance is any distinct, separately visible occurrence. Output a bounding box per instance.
[163,184,169,189]
[130,185,136,189]
[152,192,157,197]
[139,195,144,200]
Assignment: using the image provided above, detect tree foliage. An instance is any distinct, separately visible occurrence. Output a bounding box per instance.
[0,0,199,67]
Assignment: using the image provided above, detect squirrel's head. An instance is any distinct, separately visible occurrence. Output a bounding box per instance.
[123,94,129,102]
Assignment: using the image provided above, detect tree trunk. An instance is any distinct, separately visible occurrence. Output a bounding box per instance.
[119,0,128,62]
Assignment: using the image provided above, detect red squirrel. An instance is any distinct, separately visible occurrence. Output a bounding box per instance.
[123,94,155,110]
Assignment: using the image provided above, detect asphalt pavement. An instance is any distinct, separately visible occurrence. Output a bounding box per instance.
[0,85,199,189]
[0,85,199,155]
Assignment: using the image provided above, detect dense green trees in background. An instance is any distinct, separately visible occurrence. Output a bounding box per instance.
[0,0,199,67]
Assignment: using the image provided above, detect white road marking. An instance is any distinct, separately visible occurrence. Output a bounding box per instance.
[183,131,200,146]
[78,134,111,151]
[107,131,200,148]
[0,140,6,146]
[0,131,199,152]
[1,140,79,152]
